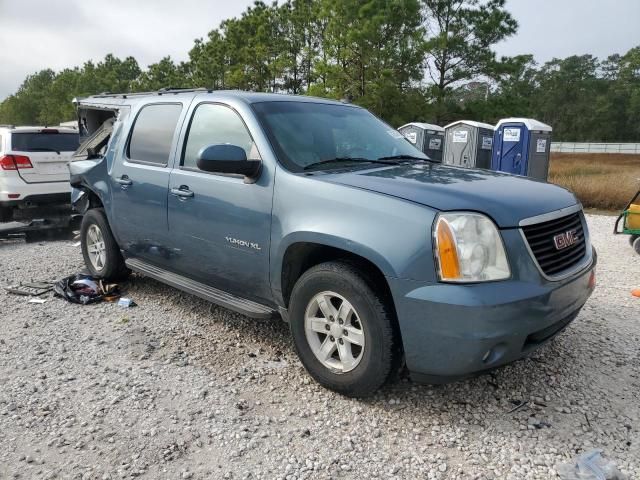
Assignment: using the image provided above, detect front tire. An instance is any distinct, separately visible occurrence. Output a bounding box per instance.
[630,234,639,247]
[633,237,640,256]
[289,261,400,397]
[80,208,129,281]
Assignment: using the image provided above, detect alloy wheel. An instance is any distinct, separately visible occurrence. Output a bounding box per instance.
[304,291,365,373]
[86,224,106,271]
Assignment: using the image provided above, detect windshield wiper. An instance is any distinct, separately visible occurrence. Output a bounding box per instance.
[28,147,61,154]
[303,157,398,171]
[377,154,430,162]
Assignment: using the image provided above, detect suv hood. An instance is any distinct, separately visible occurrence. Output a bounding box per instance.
[317,163,578,228]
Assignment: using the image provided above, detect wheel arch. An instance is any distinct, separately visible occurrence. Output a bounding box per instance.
[85,188,104,209]
[276,236,397,314]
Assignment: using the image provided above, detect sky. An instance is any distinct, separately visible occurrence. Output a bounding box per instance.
[1,0,639,100]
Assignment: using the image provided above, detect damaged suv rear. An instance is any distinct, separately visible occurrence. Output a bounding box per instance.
[69,89,596,397]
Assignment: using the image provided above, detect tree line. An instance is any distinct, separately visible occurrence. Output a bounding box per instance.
[1,0,638,142]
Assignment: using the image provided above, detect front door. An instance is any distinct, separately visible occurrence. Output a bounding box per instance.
[110,102,185,266]
[167,102,273,303]
[495,126,525,175]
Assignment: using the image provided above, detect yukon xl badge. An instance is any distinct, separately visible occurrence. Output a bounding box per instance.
[553,230,578,250]
[225,236,261,251]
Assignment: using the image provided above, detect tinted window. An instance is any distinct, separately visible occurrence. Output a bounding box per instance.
[11,132,79,152]
[182,103,259,170]
[253,101,426,171]
[128,104,182,165]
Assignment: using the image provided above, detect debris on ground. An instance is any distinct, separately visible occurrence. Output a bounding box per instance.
[53,274,120,305]
[27,297,47,304]
[507,399,528,413]
[5,281,53,296]
[117,297,137,308]
[557,449,628,480]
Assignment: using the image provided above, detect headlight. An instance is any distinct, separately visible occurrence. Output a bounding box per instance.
[433,212,510,282]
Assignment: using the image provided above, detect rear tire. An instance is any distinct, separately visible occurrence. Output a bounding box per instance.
[80,208,129,281]
[633,237,640,256]
[0,207,13,223]
[630,235,639,247]
[288,261,400,397]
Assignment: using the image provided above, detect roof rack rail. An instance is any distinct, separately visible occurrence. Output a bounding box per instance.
[90,87,211,99]
[0,124,16,129]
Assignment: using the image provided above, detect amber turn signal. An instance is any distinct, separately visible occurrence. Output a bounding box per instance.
[435,218,461,280]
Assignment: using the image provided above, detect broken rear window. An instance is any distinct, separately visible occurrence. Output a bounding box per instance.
[12,132,80,153]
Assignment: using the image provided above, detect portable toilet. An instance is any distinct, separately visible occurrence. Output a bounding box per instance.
[491,118,552,181]
[443,120,495,169]
[397,122,445,161]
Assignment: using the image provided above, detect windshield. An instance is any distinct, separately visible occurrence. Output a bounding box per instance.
[11,132,80,153]
[252,101,428,172]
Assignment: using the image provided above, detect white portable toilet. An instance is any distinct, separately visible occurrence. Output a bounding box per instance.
[397,122,445,161]
[443,120,495,169]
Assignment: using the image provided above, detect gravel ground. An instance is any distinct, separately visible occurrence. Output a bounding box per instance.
[0,214,638,480]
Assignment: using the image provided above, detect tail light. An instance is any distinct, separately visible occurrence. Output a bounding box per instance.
[0,155,33,170]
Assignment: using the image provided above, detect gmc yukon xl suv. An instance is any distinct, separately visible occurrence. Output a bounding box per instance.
[70,89,596,397]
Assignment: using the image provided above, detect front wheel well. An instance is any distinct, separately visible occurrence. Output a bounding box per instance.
[281,243,395,311]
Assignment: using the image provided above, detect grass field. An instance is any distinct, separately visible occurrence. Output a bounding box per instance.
[548,153,640,211]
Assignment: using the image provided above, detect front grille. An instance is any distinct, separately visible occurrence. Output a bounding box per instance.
[522,212,587,277]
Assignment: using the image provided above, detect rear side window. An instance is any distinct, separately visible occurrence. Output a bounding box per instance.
[128,103,182,166]
[182,103,259,170]
[11,132,79,152]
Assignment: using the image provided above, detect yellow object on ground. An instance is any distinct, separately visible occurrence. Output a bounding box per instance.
[632,288,640,298]
[628,204,640,229]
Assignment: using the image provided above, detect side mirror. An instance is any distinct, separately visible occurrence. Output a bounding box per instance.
[196,144,261,178]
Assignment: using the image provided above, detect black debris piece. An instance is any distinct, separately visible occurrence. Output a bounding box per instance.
[5,281,54,296]
[53,274,120,305]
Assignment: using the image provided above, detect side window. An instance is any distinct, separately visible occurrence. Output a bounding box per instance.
[128,103,182,166]
[182,103,259,170]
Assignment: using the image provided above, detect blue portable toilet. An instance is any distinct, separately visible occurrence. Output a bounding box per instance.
[491,118,552,181]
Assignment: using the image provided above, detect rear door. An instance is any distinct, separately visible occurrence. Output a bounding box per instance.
[9,129,79,183]
[495,125,525,175]
[109,102,186,266]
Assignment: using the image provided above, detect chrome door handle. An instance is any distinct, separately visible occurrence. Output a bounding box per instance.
[170,186,194,198]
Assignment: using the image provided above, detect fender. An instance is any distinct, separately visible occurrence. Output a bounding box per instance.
[271,230,398,306]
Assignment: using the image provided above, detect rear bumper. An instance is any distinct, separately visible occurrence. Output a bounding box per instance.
[0,173,70,207]
[388,249,596,382]
[0,192,70,208]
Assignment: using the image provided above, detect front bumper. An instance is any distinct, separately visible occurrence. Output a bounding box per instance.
[389,248,596,383]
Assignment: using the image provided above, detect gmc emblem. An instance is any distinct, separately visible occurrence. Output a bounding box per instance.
[553,230,578,250]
